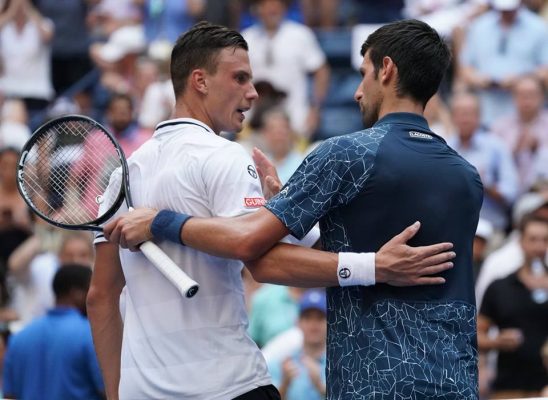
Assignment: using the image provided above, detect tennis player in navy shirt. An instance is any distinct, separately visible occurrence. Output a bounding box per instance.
[106,19,483,399]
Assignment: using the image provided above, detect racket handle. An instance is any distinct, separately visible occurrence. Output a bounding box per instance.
[139,241,199,298]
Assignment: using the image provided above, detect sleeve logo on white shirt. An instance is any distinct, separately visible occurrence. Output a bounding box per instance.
[244,197,266,208]
[247,165,258,179]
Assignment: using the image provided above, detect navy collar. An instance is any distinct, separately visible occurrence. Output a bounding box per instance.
[374,112,430,130]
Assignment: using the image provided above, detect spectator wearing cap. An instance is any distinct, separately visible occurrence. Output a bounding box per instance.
[476,191,548,306]
[459,0,548,126]
[89,24,146,100]
[268,289,327,400]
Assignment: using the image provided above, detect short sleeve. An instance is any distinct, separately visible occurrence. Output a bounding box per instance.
[94,167,126,245]
[266,133,379,239]
[201,143,265,218]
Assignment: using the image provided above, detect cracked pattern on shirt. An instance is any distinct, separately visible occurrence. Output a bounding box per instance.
[266,127,387,239]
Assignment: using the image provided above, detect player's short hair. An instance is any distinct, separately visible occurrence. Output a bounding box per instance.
[52,264,92,298]
[171,21,248,97]
[361,19,451,107]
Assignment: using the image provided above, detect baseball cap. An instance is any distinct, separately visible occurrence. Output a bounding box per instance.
[98,25,146,63]
[299,289,327,314]
[491,0,521,10]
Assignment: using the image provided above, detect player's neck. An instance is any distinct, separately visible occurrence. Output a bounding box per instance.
[378,96,424,120]
[173,98,216,133]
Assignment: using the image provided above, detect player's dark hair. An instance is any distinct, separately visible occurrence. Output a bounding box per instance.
[171,21,248,97]
[361,19,451,107]
[52,264,92,298]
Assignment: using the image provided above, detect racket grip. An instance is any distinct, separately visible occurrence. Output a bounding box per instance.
[139,241,199,298]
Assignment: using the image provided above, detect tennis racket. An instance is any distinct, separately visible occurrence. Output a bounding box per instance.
[16,115,199,298]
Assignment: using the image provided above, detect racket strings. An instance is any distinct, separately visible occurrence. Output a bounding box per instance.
[20,120,124,225]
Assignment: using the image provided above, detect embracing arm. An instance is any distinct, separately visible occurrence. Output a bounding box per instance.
[104,209,454,287]
[87,242,125,400]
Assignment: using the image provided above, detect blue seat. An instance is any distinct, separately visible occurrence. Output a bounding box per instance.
[315,105,363,140]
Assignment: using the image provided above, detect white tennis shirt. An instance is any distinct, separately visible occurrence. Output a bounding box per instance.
[96,118,271,399]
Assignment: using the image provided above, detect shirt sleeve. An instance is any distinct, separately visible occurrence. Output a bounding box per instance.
[266,133,378,239]
[201,142,265,218]
[93,167,126,245]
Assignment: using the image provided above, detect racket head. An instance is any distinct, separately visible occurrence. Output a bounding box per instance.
[17,115,127,231]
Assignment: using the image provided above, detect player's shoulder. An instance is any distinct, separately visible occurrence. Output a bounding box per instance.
[312,127,387,159]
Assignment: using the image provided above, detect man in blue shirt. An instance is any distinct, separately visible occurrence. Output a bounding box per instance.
[105,19,482,398]
[3,265,104,400]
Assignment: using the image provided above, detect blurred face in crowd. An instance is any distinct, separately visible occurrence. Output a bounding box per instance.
[513,77,544,120]
[107,97,133,133]
[354,51,383,128]
[299,309,327,347]
[59,236,94,267]
[255,0,286,31]
[520,219,548,263]
[451,94,480,142]
[261,112,294,160]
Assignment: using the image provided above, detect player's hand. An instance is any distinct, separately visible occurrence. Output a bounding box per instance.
[252,147,282,200]
[375,221,455,286]
[104,208,158,251]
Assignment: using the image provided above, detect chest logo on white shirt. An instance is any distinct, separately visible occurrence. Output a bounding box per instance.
[244,197,266,208]
[247,165,258,179]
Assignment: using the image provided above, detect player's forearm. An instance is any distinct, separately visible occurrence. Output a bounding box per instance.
[245,243,339,287]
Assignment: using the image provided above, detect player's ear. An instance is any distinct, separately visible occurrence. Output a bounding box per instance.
[380,56,397,86]
[190,69,208,95]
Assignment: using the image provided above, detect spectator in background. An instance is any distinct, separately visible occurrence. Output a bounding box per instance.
[476,191,548,307]
[137,42,176,129]
[249,286,306,348]
[34,0,93,95]
[3,264,104,400]
[448,92,518,233]
[0,0,54,123]
[268,289,327,400]
[242,0,329,138]
[89,24,146,102]
[103,93,152,157]
[87,0,141,39]
[0,148,31,231]
[300,0,339,29]
[259,109,303,183]
[424,93,454,140]
[459,0,548,126]
[477,214,548,399]
[137,0,203,44]
[7,231,94,330]
[0,100,31,151]
[491,75,548,193]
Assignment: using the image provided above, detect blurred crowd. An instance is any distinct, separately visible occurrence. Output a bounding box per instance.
[0,0,546,399]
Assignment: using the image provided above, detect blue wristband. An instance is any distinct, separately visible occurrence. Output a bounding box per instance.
[150,210,193,245]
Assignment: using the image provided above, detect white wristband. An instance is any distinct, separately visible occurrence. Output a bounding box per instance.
[337,252,376,287]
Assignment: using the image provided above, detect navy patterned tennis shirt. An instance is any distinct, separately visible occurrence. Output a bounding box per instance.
[266,112,483,399]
